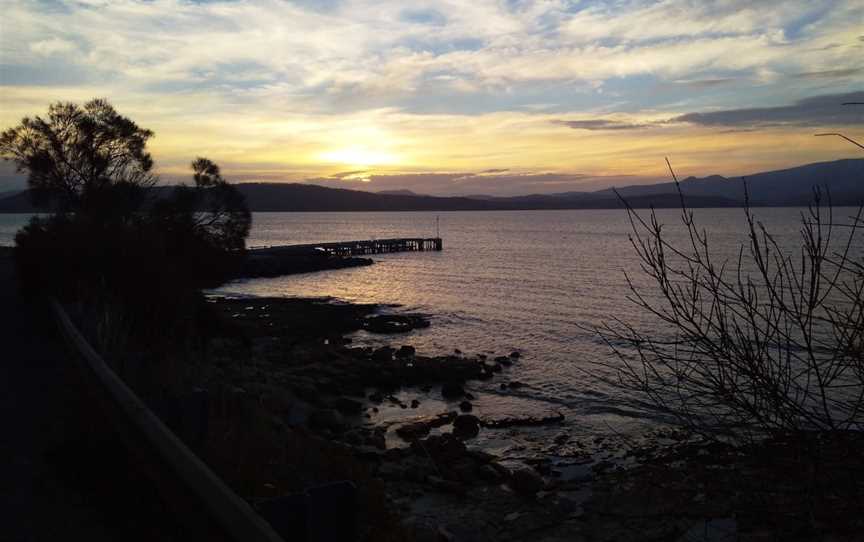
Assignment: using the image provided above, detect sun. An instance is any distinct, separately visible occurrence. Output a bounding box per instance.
[319,146,399,167]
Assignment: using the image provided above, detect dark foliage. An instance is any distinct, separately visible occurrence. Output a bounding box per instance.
[1,100,250,350]
[0,99,155,213]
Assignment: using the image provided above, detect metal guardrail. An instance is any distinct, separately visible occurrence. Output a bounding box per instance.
[49,299,285,542]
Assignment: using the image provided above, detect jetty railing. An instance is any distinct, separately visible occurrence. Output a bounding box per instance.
[49,299,285,542]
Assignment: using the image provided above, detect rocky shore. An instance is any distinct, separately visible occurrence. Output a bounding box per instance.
[195,295,864,542]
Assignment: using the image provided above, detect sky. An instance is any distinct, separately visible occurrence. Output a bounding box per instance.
[0,0,862,196]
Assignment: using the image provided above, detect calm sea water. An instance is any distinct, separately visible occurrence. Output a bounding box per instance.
[216,208,864,450]
[4,209,860,455]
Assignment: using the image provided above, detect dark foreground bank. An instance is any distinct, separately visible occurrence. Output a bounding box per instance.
[0,250,187,541]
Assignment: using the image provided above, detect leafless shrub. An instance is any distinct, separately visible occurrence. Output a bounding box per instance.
[594,159,864,443]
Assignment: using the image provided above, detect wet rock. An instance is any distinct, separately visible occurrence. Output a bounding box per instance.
[509,468,545,495]
[412,433,467,463]
[364,314,430,334]
[508,381,526,389]
[510,351,521,359]
[458,400,473,412]
[410,399,420,408]
[396,412,457,441]
[372,346,394,362]
[441,383,465,399]
[396,345,416,359]
[482,412,565,429]
[554,434,570,445]
[452,414,481,439]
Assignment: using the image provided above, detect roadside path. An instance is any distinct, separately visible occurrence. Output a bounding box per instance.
[0,251,182,541]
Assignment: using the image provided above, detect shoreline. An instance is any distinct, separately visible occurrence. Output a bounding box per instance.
[201,293,864,541]
[203,294,595,537]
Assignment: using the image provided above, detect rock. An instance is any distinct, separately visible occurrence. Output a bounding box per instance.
[458,400,473,412]
[372,346,394,361]
[494,355,511,365]
[509,468,545,495]
[554,434,570,445]
[478,464,504,482]
[309,409,345,432]
[452,414,480,439]
[411,399,420,408]
[365,431,386,450]
[427,476,467,495]
[510,351,521,359]
[396,345,416,359]
[413,433,466,462]
[396,412,457,441]
[508,381,526,389]
[364,314,430,334]
[489,462,511,479]
[368,392,384,403]
[441,383,465,399]
[331,397,363,415]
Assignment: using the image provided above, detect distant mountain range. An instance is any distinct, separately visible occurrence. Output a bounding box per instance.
[1,159,861,213]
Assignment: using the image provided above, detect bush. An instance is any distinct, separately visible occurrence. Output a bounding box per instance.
[595,166,864,441]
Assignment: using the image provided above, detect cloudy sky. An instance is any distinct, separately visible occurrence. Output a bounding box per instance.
[1,0,862,196]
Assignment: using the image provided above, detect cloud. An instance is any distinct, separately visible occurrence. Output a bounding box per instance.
[552,119,650,131]
[29,38,78,56]
[791,68,863,79]
[675,91,864,127]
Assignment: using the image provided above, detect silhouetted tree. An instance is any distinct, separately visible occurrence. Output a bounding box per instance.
[3,99,251,351]
[0,99,155,214]
[152,158,252,287]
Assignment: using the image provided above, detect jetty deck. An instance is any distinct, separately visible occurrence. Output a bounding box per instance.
[250,237,443,258]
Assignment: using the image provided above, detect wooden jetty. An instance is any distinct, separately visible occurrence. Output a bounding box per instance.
[241,237,443,278]
[251,237,443,258]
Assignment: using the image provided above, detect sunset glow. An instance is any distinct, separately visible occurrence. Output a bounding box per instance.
[0,1,862,195]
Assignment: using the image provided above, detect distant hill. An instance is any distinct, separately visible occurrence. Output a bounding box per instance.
[0,190,22,200]
[598,159,864,206]
[0,191,37,213]
[376,189,421,196]
[1,159,861,213]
